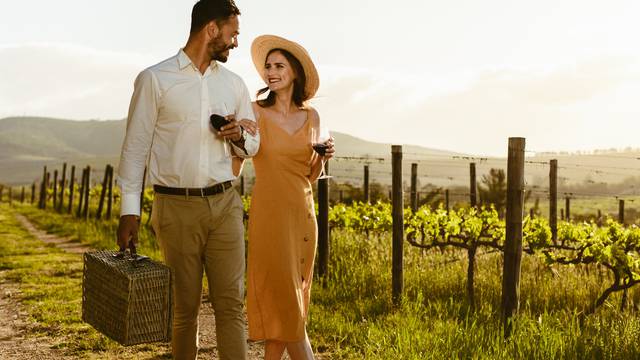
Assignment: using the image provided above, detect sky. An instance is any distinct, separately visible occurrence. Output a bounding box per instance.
[1,0,639,156]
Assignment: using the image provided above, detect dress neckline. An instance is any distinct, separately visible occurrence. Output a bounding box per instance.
[265,109,309,137]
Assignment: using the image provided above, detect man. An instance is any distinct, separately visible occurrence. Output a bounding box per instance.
[116,1,258,359]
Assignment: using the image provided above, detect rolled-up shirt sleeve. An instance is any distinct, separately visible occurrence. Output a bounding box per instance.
[117,69,159,216]
[231,79,259,158]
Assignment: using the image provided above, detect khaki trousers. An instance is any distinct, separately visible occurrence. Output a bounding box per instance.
[151,188,247,360]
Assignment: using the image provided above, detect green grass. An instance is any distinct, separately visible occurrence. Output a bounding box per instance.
[5,202,640,359]
[16,201,162,260]
[0,203,170,358]
[308,230,640,359]
[527,196,640,225]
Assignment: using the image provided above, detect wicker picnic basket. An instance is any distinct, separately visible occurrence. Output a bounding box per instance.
[82,249,173,346]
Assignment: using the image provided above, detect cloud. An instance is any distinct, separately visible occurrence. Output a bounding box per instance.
[314,58,640,156]
[1,43,639,156]
[0,43,154,120]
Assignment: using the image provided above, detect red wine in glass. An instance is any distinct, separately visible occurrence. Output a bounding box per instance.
[311,126,332,180]
[210,103,232,157]
[312,143,328,156]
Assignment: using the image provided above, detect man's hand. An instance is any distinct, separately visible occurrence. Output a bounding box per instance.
[117,215,140,250]
[218,114,243,142]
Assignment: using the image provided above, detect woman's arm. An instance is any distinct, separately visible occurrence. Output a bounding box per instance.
[308,108,335,182]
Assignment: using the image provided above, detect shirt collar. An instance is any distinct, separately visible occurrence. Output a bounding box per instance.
[177,49,219,72]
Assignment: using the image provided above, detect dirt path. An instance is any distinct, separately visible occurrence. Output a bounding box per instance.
[6,213,272,359]
[15,214,90,254]
[0,276,74,359]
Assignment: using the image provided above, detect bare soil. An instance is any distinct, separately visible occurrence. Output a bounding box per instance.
[2,214,274,359]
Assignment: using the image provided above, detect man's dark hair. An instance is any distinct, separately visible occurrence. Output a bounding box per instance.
[190,0,241,33]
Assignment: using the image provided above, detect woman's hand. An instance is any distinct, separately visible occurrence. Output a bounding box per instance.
[323,137,335,160]
[237,119,259,136]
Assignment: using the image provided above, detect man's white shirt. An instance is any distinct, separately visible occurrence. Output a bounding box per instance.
[118,49,259,216]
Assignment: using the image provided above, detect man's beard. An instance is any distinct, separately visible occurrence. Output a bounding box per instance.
[208,36,231,63]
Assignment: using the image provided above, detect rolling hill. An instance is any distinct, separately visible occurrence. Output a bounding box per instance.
[1,117,639,194]
[0,116,463,185]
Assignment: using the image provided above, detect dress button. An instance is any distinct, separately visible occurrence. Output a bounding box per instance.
[308,213,312,219]
[303,236,308,242]
[301,258,305,264]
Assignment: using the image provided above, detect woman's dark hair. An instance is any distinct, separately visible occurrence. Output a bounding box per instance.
[257,49,308,108]
[190,0,241,33]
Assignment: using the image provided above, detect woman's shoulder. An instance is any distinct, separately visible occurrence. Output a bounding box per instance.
[305,106,320,127]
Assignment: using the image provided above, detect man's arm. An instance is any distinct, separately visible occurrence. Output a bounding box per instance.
[116,69,159,248]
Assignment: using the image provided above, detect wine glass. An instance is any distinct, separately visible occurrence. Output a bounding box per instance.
[210,102,231,157]
[311,125,332,180]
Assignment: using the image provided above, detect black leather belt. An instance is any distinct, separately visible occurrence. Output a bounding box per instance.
[153,181,233,197]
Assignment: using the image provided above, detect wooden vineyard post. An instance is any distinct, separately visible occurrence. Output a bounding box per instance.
[43,172,50,210]
[0,185,3,203]
[58,163,67,212]
[240,175,245,196]
[410,163,418,212]
[529,208,534,218]
[470,162,477,208]
[83,166,91,219]
[31,183,35,204]
[391,145,404,306]
[68,166,76,214]
[502,137,525,338]
[317,161,330,283]
[77,167,86,218]
[106,165,113,219]
[8,187,12,206]
[565,196,571,222]
[53,170,58,210]
[549,160,558,243]
[445,189,450,213]
[38,166,47,209]
[619,199,625,225]
[21,187,25,203]
[364,165,370,204]
[96,165,110,220]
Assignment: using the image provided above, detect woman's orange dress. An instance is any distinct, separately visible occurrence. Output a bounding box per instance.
[247,111,318,342]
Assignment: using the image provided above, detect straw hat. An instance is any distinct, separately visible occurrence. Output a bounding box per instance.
[251,35,319,99]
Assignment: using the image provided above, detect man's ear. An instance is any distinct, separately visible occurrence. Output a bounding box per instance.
[207,21,219,38]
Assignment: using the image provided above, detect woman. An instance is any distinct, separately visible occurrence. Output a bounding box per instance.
[241,35,334,360]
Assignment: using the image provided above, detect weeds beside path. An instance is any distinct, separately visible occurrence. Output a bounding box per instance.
[0,206,79,359]
[0,204,268,359]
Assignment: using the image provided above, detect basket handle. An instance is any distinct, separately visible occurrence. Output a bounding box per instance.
[115,240,136,256]
[113,241,148,262]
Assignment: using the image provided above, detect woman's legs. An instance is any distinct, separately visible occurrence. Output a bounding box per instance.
[285,331,314,360]
[265,340,286,360]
